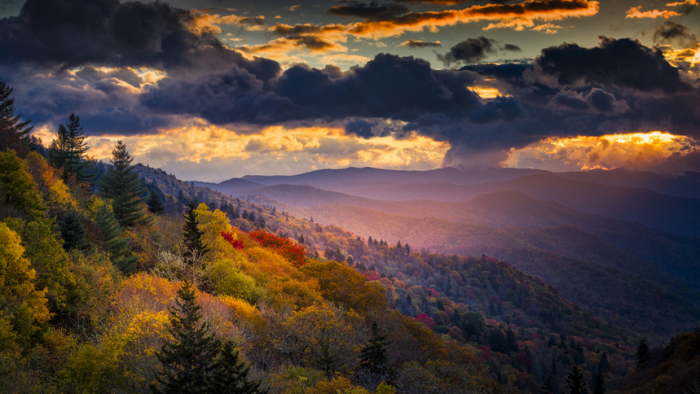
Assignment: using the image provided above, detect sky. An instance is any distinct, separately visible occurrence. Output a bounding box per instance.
[0,0,699,181]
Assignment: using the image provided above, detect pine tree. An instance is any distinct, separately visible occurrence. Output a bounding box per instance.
[208,340,267,394]
[99,141,152,228]
[598,352,610,374]
[58,210,91,251]
[506,327,519,352]
[0,79,33,157]
[148,190,165,215]
[96,203,138,274]
[315,343,338,380]
[48,113,93,184]
[565,365,587,394]
[546,355,560,394]
[153,281,221,394]
[298,234,305,244]
[183,202,209,263]
[635,339,651,371]
[592,370,606,394]
[356,321,392,388]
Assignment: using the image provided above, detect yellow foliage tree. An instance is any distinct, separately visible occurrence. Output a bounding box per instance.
[194,203,235,262]
[301,261,388,313]
[25,151,76,217]
[0,222,50,346]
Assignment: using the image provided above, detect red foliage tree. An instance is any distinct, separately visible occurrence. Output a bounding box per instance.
[415,313,436,330]
[221,231,244,250]
[249,229,308,267]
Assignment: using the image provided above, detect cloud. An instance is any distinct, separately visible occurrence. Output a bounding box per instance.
[652,21,698,46]
[287,5,303,11]
[437,37,521,66]
[535,36,692,94]
[327,2,411,21]
[0,0,222,69]
[625,6,680,19]
[400,40,442,48]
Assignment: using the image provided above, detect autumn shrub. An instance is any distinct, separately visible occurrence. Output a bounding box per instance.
[208,258,266,305]
[249,229,308,267]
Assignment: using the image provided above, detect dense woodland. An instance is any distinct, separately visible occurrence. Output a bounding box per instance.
[2,78,700,393]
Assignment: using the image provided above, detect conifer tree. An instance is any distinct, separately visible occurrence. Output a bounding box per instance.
[96,203,138,274]
[58,210,91,251]
[100,141,152,228]
[356,321,392,388]
[153,281,221,394]
[49,113,93,184]
[635,339,651,371]
[208,340,267,394]
[546,355,560,394]
[315,343,338,380]
[183,202,209,263]
[565,366,587,394]
[148,190,165,215]
[592,370,606,394]
[0,79,33,157]
[506,327,519,352]
[598,352,610,374]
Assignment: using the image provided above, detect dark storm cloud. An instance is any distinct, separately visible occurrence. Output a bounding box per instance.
[437,37,521,66]
[0,0,223,69]
[328,1,410,21]
[140,53,515,127]
[652,21,698,46]
[536,36,692,94]
[400,40,442,48]
[344,119,376,138]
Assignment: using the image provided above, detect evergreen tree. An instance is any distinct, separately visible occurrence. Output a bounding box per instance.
[147,190,165,215]
[95,203,138,274]
[0,79,33,157]
[208,340,267,394]
[546,355,560,394]
[565,366,587,394]
[635,339,651,371]
[48,113,93,184]
[255,214,266,229]
[315,343,337,380]
[183,202,209,263]
[99,141,152,228]
[58,210,91,251]
[153,281,221,394]
[598,352,610,374]
[592,370,606,394]
[298,234,305,244]
[506,327,519,352]
[356,321,392,388]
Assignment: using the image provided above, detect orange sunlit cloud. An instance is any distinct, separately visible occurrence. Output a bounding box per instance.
[660,44,700,73]
[242,0,598,56]
[45,122,449,181]
[625,6,681,19]
[506,132,700,174]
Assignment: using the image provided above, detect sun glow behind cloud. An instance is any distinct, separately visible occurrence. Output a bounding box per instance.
[506,132,700,174]
[69,122,449,182]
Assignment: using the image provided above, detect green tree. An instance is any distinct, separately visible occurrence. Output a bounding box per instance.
[153,281,221,394]
[565,365,587,394]
[592,370,606,394]
[58,210,91,252]
[356,321,392,389]
[147,189,165,215]
[99,141,152,228]
[635,339,651,371]
[316,343,338,380]
[4,218,75,314]
[183,202,209,263]
[48,113,93,184]
[0,150,46,221]
[598,352,609,374]
[95,203,138,274]
[208,340,267,394]
[0,79,33,157]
